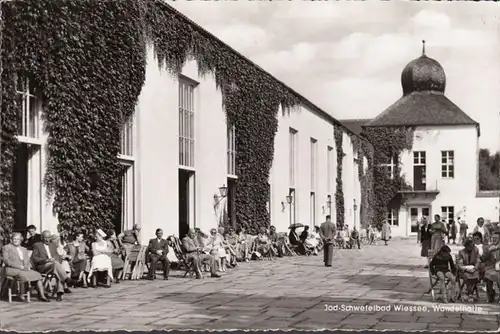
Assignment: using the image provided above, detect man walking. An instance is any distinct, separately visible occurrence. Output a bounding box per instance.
[319,215,336,267]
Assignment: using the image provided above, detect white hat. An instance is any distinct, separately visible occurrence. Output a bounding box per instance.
[97,229,106,238]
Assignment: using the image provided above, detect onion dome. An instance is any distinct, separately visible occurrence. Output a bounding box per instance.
[401,40,446,95]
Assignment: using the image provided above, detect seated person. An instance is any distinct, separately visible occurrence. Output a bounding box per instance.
[118,224,141,257]
[236,226,250,262]
[66,232,90,288]
[225,227,241,265]
[182,229,221,279]
[313,226,324,252]
[268,225,284,258]
[482,230,500,303]
[335,231,345,249]
[3,233,49,302]
[289,226,306,254]
[22,225,41,255]
[32,230,72,301]
[218,227,236,268]
[107,230,125,283]
[430,245,456,303]
[350,227,361,250]
[253,227,274,258]
[205,228,227,271]
[302,228,319,255]
[472,231,487,291]
[147,229,170,280]
[458,237,481,302]
[51,234,72,275]
[88,229,113,288]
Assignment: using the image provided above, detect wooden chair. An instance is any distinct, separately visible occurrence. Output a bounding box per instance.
[167,236,200,278]
[1,277,31,303]
[122,245,147,280]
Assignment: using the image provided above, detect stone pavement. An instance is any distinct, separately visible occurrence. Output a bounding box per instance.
[1,238,499,331]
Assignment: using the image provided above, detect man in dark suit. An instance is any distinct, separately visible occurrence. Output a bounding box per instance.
[32,230,72,301]
[182,229,221,279]
[319,215,336,267]
[147,229,170,280]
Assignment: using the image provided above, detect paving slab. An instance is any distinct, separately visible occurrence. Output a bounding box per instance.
[1,238,498,331]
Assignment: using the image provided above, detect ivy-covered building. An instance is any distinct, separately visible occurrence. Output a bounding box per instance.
[345,44,500,237]
[0,0,375,241]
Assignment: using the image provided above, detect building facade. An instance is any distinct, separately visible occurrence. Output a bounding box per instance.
[354,46,500,237]
[10,43,367,241]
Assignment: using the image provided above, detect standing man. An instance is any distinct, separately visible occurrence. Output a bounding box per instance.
[459,217,468,245]
[430,214,447,253]
[350,227,361,250]
[319,215,336,267]
[147,229,170,280]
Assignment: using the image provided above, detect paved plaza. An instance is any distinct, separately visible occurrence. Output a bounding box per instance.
[1,238,499,331]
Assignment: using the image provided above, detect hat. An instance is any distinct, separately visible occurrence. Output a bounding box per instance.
[96,229,106,238]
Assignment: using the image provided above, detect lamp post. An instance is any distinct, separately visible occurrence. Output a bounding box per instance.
[286,195,293,226]
[213,184,228,208]
[353,199,358,229]
[326,195,332,216]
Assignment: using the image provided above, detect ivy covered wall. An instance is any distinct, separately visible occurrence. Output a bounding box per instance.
[361,126,414,227]
[0,0,376,238]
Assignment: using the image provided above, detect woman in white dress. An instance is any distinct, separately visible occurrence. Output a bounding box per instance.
[305,228,320,255]
[88,229,113,287]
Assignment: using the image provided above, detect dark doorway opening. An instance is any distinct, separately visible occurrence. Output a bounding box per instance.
[227,178,237,228]
[179,170,194,239]
[12,144,29,232]
[414,166,426,191]
[113,165,128,235]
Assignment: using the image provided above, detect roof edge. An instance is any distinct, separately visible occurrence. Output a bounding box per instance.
[161,2,363,141]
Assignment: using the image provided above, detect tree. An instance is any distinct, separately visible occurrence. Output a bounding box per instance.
[479,149,500,190]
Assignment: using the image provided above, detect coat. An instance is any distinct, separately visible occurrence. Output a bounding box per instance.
[319,221,336,244]
[2,244,42,282]
[31,241,62,271]
[381,223,391,241]
[458,247,480,280]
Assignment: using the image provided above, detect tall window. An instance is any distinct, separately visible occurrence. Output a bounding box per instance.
[327,146,333,193]
[381,154,397,179]
[310,138,317,190]
[387,209,399,226]
[179,78,196,168]
[289,128,298,187]
[441,151,454,178]
[117,118,135,233]
[413,151,426,191]
[289,188,296,225]
[16,78,41,140]
[441,206,454,224]
[227,124,236,176]
[310,192,316,227]
[414,151,426,165]
[13,77,43,231]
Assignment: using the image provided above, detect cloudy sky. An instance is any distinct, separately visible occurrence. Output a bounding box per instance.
[170,1,500,152]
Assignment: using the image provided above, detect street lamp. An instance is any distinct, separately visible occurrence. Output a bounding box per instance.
[353,199,358,228]
[213,184,228,208]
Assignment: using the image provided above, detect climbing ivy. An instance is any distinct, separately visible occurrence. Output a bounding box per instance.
[1,0,147,239]
[361,126,414,228]
[351,135,375,229]
[334,124,345,228]
[0,0,303,237]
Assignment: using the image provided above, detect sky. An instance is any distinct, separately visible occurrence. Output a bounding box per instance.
[169,1,500,152]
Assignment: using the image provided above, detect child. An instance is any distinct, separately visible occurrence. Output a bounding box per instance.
[430,245,456,303]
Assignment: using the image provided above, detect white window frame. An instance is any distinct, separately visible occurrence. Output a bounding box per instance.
[310,138,317,191]
[387,209,399,226]
[381,154,397,180]
[441,206,454,224]
[327,146,333,194]
[15,78,43,146]
[117,117,136,231]
[179,77,197,170]
[227,124,237,178]
[413,151,426,166]
[441,151,454,178]
[289,128,298,187]
[13,77,43,230]
[310,191,316,228]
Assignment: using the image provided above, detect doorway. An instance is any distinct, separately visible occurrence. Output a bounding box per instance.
[179,170,195,239]
[310,192,316,228]
[13,144,29,232]
[409,206,430,234]
[413,152,426,191]
[113,164,134,235]
[227,178,237,228]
